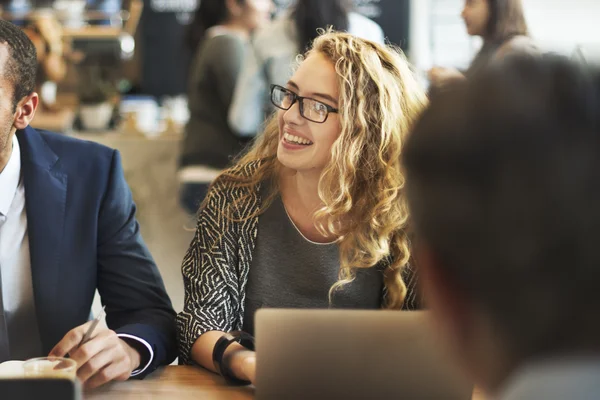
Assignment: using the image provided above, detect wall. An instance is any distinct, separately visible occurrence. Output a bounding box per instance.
[410,0,600,71]
[525,0,600,52]
[274,0,411,50]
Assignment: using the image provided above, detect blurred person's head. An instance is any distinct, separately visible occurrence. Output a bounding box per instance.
[213,30,427,309]
[404,54,600,393]
[292,0,351,53]
[0,20,39,171]
[461,0,528,42]
[186,0,273,51]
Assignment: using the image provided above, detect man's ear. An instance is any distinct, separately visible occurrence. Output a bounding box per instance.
[416,241,469,323]
[13,92,39,130]
[416,241,473,345]
[417,244,448,305]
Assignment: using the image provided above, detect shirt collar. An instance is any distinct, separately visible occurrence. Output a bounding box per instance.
[0,135,22,216]
[497,356,600,400]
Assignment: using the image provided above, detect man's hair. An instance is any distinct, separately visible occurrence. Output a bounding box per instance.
[404,54,600,362]
[0,19,37,109]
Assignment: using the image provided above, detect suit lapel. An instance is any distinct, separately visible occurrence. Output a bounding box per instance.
[17,127,68,352]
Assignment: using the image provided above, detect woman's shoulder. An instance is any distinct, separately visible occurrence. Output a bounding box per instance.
[201,31,247,55]
[496,35,539,58]
[252,15,297,56]
[209,160,264,195]
[347,12,385,44]
[221,159,264,179]
[201,160,265,218]
[214,31,246,44]
[255,14,292,37]
[191,33,246,73]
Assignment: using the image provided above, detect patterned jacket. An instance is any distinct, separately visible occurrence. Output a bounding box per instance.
[176,161,419,364]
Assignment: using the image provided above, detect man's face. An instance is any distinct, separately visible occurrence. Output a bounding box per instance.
[0,43,17,171]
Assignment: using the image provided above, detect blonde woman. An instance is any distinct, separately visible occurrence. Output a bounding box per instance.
[177,30,428,385]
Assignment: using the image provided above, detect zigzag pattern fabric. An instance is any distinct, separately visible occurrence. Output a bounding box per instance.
[177,161,419,364]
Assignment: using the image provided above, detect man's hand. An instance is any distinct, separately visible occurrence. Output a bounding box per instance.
[49,321,141,389]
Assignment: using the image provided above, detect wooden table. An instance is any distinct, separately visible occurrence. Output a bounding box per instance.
[86,366,487,400]
[86,366,253,400]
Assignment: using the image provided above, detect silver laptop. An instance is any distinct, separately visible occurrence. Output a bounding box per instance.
[255,309,473,400]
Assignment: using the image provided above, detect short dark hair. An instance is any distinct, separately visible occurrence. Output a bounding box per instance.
[0,19,37,109]
[404,54,600,361]
[185,0,245,52]
[486,0,529,42]
[293,0,350,53]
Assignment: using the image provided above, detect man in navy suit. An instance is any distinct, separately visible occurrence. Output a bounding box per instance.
[0,20,177,388]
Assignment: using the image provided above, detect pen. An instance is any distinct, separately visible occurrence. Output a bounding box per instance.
[79,305,106,347]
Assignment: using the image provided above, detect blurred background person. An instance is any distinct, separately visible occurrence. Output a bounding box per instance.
[138,0,196,100]
[228,0,384,138]
[404,54,600,400]
[178,31,427,385]
[428,0,536,88]
[179,0,273,214]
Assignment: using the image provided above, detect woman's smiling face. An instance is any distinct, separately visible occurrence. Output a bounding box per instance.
[276,52,341,173]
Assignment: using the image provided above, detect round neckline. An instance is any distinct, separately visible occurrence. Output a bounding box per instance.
[281,201,337,246]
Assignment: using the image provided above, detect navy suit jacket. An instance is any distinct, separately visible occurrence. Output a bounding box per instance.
[16,126,177,378]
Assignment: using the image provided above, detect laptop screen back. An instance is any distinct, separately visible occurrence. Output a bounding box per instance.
[255,309,473,400]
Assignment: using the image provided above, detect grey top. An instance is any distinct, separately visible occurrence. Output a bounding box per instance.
[181,31,250,169]
[242,193,383,335]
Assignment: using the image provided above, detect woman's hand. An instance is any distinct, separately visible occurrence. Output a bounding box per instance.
[228,349,257,384]
[428,67,465,86]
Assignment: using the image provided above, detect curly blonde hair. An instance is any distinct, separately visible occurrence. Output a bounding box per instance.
[214,30,427,309]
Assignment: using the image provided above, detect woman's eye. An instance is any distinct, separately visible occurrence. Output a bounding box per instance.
[314,103,326,112]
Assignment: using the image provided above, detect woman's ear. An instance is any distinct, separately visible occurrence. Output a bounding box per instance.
[13,92,39,130]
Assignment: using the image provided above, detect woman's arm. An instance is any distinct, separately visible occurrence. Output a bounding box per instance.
[190,331,256,382]
[176,180,239,364]
[176,175,260,383]
[401,262,421,310]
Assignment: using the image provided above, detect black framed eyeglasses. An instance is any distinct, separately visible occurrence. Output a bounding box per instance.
[270,84,339,124]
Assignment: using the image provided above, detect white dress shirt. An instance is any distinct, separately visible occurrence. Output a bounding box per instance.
[0,134,42,361]
[0,135,153,375]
